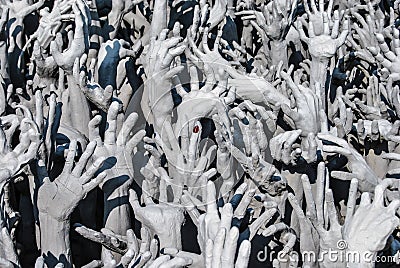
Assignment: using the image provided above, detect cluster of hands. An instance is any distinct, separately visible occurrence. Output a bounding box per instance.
[1,0,400,267]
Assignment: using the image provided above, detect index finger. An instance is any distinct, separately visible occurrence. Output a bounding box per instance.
[104,102,120,145]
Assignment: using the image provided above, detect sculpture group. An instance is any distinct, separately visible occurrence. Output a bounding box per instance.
[0,0,400,267]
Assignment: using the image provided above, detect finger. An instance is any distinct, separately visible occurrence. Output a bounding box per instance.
[0,127,7,154]
[387,168,400,175]
[373,179,393,207]
[65,139,78,173]
[360,192,371,207]
[230,183,248,210]
[117,113,139,146]
[382,153,400,161]
[148,256,171,268]
[235,240,251,268]
[357,119,365,140]
[322,145,351,156]
[234,188,256,219]
[35,257,45,268]
[368,47,392,69]
[301,174,317,221]
[308,21,316,38]
[331,11,340,38]
[126,228,139,253]
[81,260,103,268]
[288,251,299,268]
[35,90,44,132]
[188,121,201,163]
[104,102,120,145]
[282,130,301,164]
[280,71,302,100]
[135,251,152,268]
[162,45,186,68]
[281,104,300,122]
[376,33,397,62]
[388,199,400,214]
[140,179,154,205]
[317,133,350,148]
[83,172,106,193]
[129,189,141,211]
[163,121,180,153]
[126,130,146,153]
[303,0,311,15]
[323,12,330,35]
[149,238,158,260]
[158,168,169,204]
[219,203,233,232]
[249,208,277,240]
[139,227,151,254]
[316,162,325,225]
[310,0,318,13]
[221,227,239,267]
[211,228,226,268]
[259,218,283,236]
[345,178,358,227]
[89,115,102,144]
[325,189,340,228]
[288,193,306,220]
[181,194,200,226]
[371,120,380,141]
[336,19,348,47]
[120,249,136,268]
[159,257,193,268]
[80,157,105,184]
[205,239,213,268]
[320,110,329,133]
[272,259,281,268]
[331,171,356,181]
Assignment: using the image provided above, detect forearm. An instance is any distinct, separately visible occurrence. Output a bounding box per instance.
[270,40,288,68]
[144,78,174,134]
[103,189,132,236]
[38,213,71,268]
[150,0,167,38]
[310,57,329,110]
[66,75,91,137]
[0,41,9,80]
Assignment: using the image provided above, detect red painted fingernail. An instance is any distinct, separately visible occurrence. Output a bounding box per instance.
[193,125,199,133]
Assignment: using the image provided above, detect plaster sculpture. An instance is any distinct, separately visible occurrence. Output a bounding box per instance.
[1,0,400,268]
